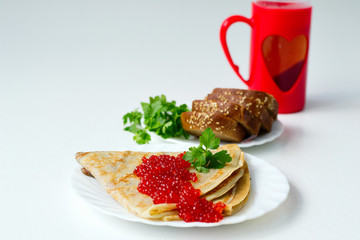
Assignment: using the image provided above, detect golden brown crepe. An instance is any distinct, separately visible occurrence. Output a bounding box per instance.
[76,144,245,220]
[159,161,250,221]
[203,161,245,201]
[213,161,251,216]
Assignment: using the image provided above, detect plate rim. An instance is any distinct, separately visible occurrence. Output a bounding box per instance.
[161,120,284,148]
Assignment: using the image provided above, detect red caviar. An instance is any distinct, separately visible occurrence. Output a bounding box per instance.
[133,153,226,222]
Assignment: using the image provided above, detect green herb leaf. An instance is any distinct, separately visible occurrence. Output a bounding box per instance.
[183,146,204,164]
[199,127,220,150]
[123,95,190,144]
[206,150,232,169]
[133,129,151,145]
[123,110,143,134]
[123,110,142,126]
[183,128,232,173]
[195,166,209,173]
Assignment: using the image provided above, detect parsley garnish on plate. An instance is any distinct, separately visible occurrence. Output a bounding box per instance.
[123,95,190,144]
[182,128,232,173]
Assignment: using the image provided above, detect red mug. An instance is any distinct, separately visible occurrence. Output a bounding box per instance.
[220,0,312,113]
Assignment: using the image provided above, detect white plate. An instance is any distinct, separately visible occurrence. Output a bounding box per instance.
[162,120,284,148]
[71,143,289,227]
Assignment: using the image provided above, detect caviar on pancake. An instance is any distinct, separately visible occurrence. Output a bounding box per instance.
[133,153,226,223]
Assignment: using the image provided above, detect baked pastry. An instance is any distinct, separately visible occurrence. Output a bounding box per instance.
[180,111,247,142]
[180,88,279,142]
[212,88,278,119]
[192,100,261,136]
[206,93,274,132]
[76,144,250,221]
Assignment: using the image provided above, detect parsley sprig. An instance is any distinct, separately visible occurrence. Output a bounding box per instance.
[182,128,232,173]
[123,95,190,144]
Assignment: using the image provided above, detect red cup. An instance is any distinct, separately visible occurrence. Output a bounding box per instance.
[220,0,312,113]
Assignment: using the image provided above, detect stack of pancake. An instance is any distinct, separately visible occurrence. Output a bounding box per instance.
[76,144,251,221]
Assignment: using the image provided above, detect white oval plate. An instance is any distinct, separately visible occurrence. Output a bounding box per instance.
[71,143,289,227]
[162,120,284,148]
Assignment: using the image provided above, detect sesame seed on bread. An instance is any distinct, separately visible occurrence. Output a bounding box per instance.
[180,88,279,142]
[192,100,261,136]
[206,93,274,132]
[180,111,247,142]
[212,88,278,120]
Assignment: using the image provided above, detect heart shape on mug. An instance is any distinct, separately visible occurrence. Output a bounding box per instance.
[262,35,307,92]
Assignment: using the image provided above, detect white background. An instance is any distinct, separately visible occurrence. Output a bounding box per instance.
[1,0,360,239]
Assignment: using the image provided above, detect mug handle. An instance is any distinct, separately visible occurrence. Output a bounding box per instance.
[220,15,253,86]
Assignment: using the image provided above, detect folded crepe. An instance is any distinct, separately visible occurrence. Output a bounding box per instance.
[213,161,250,216]
[203,164,245,201]
[76,144,248,220]
[159,162,250,221]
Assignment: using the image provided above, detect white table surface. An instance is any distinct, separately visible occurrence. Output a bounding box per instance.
[1,0,360,239]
